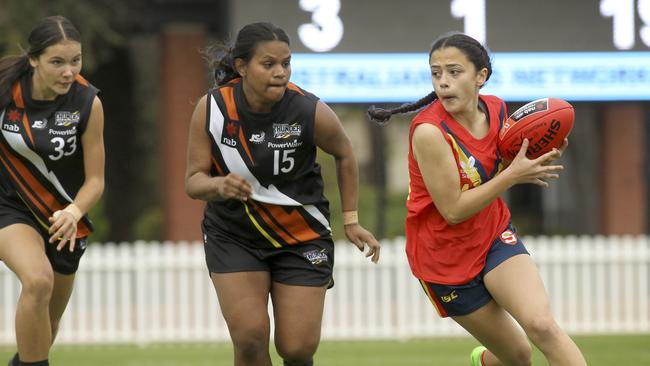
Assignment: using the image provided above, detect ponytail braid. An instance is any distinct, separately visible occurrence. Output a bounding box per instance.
[367,91,438,125]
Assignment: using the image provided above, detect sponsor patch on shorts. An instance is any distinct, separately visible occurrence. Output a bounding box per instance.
[303,248,328,265]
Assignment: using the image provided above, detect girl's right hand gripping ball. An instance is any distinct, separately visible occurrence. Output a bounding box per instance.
[498,98,574,161]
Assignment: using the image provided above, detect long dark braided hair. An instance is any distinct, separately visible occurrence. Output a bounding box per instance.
[367,32,492,125]
[204,22,290,87]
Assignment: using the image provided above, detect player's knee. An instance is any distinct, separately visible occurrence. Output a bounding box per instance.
[503,342,533,366]
[20,269,54,304]
[523,315,562,344]
[276,337,318,364]
[231,329,268,362]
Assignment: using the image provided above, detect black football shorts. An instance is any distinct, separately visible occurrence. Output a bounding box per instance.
[203,219,334,288]
[0,200,86,275]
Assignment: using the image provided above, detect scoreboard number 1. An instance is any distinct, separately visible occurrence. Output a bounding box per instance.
[297,0,650,51]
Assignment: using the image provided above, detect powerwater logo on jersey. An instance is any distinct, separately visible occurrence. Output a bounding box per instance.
[54,111,80,126]
[303,248,328,265]
[48,127,76,136]
[222,121,238,147]
[273,123,301,139]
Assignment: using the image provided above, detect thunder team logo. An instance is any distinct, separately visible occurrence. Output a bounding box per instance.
[273,123,302,139]
[54,111,81,126]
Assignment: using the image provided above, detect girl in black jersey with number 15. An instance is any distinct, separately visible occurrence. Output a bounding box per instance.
[185,22,380,366]
[0,16,105,366]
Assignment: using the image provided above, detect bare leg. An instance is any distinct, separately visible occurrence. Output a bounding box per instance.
[271,282,326,364]
[211,271,272,366]
[48,272,76,342]
[485,254,587,366]
[0,224,53,362]
[453,300,532,366]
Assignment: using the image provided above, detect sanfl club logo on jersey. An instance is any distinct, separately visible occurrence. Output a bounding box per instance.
[500,230,518,245]
[54,111,80,126]
[273,123,301,139]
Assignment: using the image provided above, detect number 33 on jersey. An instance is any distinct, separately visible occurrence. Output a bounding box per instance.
[0,74,98,234]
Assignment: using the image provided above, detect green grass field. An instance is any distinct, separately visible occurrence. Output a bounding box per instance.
[1,334,649,365]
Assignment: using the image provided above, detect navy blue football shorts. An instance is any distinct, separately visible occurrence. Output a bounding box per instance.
[419,223,529,317]
[202,219,334,288]
[0,200,87,275]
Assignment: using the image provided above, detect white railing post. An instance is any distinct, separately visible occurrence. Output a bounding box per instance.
[134,240,149,345]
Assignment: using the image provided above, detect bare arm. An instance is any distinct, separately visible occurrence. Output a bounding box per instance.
[412,123,563,225]
[184,95,252,201]
[314,101,380,263]
[49,96,105,250]
[313,102,358,213]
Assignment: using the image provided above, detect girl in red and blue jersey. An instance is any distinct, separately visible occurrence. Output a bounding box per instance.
[368,32,586,366]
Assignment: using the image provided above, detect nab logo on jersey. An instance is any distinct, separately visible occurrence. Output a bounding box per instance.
[222,136,237,147]
[2,123,19,133]
[222,121,239,147]
[6,109,22,123]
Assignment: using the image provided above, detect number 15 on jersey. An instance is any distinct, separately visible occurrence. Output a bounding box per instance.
[273,149,295,175]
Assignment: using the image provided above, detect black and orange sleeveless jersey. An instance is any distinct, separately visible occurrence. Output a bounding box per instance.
[0,72,99,237]
[204,79,332,248]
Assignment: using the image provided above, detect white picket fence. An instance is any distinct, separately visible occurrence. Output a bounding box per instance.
[0,236,649,345]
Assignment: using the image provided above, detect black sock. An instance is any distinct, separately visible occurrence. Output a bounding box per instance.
[8,353,18,366]
[283,360,313,366]
[19,360,48,366]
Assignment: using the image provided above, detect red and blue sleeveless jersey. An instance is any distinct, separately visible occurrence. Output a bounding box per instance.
[405,95,511,285]
[0,72,98,236]
[203,79,332,248]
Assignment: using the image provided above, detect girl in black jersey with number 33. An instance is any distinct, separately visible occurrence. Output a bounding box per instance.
[185,22,380,366]
[0,16,105,366]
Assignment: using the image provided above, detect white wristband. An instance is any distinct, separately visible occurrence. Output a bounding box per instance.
[342,211,358,226]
